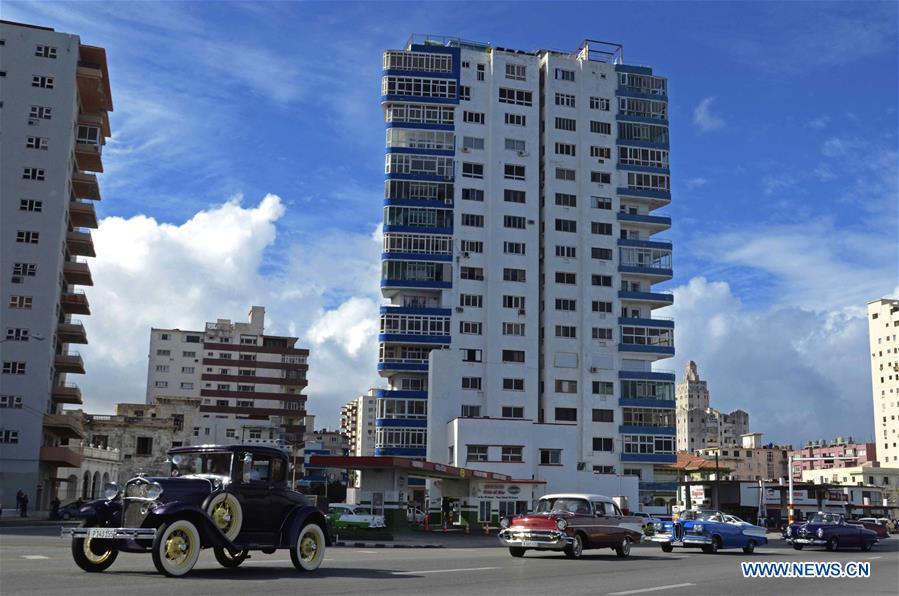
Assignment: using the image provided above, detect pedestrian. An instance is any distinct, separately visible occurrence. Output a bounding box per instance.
[15,489,23,514]
[20,492,28,517]
[50,497,61,519]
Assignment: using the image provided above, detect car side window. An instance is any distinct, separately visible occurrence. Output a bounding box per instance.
[242,455,271,483]
[612,503,622,516]
[592,502,606,516]
[271,458,286,483]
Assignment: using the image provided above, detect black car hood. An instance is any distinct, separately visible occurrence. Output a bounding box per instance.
[128,476,216,503]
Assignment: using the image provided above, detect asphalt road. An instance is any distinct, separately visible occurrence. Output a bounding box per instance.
[1,526,897,596]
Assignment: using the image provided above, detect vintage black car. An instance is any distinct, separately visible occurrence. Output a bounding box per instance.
[62,445,329,577]
[784,512,878,552]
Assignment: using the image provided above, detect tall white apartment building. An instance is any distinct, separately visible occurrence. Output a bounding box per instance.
[379,37,674,505]
[341,391,376,458]
[0,20,112,508]
[675,360,749,451]
[868,298,899,465]
[145,306,310,447]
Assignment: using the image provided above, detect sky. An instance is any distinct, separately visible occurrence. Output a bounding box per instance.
[5,1,897,446]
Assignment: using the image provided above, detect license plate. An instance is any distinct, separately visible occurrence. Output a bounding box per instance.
[520,540,539,547]
[87,528,117,539]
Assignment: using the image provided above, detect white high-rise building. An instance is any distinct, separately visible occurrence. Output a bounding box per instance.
[378,37,674,505]
[0,20,112,508]
[868,298,899,465]
[145,306,310,447]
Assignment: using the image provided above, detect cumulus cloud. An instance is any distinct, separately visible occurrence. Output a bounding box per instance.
[808,115,830,129]
[81,194,382,427]
[685,177,709,190]
[693,97,725,132]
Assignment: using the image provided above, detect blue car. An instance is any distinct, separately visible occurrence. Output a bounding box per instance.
[650,510,768,554]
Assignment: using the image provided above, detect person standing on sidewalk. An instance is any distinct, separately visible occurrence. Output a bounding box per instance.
[20,492,29,517]
[15,489,23,515]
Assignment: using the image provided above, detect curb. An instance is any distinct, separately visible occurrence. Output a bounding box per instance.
[334,541,443,548]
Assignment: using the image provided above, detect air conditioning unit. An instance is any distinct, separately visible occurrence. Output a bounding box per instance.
[518,308,526,315]
[444,198,453,205]
[589,367,599,373]
[517,150,529,157]
[461,147,471,153]
[455,306,464,313]
[527,219,535,225]
[462,251,470,258]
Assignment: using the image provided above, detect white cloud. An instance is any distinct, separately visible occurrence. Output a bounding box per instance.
[80,195,382,427]
[693,97,725,133]
[808,115,830,129]
[685,177,709,190]
[761,174,796,196]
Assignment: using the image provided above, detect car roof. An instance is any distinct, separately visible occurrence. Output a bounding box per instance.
[168,444,288,458]
[540,493,613,502]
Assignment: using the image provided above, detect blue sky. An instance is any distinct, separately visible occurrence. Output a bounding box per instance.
[6,1,897,444]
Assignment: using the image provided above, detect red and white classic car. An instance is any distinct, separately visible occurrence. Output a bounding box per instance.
[498,493,644,558]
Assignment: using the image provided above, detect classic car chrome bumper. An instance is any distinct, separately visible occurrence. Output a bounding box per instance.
[650,533,712,545]
[62,527,157,540]
[790,537,828,546]
[498,529,573,549]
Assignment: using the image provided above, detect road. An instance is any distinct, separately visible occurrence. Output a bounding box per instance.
[1,526,897,595]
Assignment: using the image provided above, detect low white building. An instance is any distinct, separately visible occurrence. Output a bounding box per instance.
[55,441,120,501]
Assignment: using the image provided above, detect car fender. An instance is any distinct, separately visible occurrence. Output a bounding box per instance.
[149,501,233,549]
[280,505,332,548]
[78,498,121,526]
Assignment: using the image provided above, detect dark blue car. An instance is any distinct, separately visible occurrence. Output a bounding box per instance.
[650,510,768,554]
[62,445,330,577]
[785,512,877,552]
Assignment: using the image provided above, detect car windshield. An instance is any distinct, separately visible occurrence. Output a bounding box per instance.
[535,498,592,515]
[809,513,841,524]
[696,511,726,522]
[170,451,232,477]
[726,515,745,523]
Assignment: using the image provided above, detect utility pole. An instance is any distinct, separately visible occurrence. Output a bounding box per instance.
[713,451,720,510]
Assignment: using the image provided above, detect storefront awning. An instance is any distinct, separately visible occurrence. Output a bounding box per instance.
[308,455,542,484]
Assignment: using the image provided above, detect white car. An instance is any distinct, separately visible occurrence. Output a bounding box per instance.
[407,506,426,524]
[328,503,386,529]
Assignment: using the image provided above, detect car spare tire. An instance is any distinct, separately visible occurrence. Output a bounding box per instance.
[206,492,243,541]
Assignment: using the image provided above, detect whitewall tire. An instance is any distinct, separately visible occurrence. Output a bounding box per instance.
[206,493,243,541]
[291,523,326,572]
[152,520,202,577]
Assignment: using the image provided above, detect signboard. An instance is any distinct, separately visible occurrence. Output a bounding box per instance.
[690,486,706,500]
[825,490,848,502]
[475,483,522,498]
[764,488,815,505]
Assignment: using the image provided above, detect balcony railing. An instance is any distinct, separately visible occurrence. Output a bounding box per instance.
[60,290,91,315]
[54,352,85,374]
[74,141,103,173]
[68,200,98,229]
[43,413,85,440]
[66,230,96,257]
[63,259,93,286]
[39,446,82,468]
[72,172,101,200]
[57,320,88,344]
[52,383,83,405]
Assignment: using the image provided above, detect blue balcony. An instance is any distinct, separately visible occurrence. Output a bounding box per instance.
[618,290,674,306]
[378,361,429,372]
[374,446,427,457]
[376,389,427,399]
[615,64,654,75]
[619,425,676,436]
[618,265,673,278]
[619,397,675,409]
[384,198,454,209]
[378,333,450,344]
[616,114,669,126]
[614,89,668,102]
[616,212,671,228]
[618,316,674,329]
[381,279,452,290]
[618,370,676,382]
[385,147,455,157]
[618,238,672,250]
[616,163,670,176]
[385,122,454,132]
[382,224,453,235]
[380,95,458,105]
[375,418,427,428]
[615,139,669,150]
[620,453,677,463]
[618,343,675,356]
[380,306,451,316]
[381,252,453,262]
[616,186,671,201]
[382,69,457,80]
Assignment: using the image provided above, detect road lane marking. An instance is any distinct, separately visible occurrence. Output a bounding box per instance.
[391,566,500,575]
[357,550,379,554]
[608,583,696,596]
[866,556,881,560]
[21,555,50,560]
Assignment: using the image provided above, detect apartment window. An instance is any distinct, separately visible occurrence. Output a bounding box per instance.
[502,349,525,363]
[593,437,614,452]
[498,87,532,106]
[590,97,611,111]
[591,121,612,134]
[555,298,576,311]
[156,349,171,356]
[182,366,194,373]
[460,321,483,335]
[504,164,526,180]
[592,328,613,340]
[555,272,576,285]
[462,61,470,68]
[460,266,484,280]
[32,75,54,89]
[540,449,562,465]
[462,377,482,390]
[503,268,526,282]
[155,365,170,372]
[594,465,615,474]
[555,407,577,422]
[592,247,613,260]
[555,117,576,131]
[4,328,30,342]
[592,196,612,210]
[2,362,26,375]
[593,409,614,422]
[461,213,484,227]
[476,64,485,81]
[8,296,33,309]
[461,405,481,418]
[19,199,43,212]
[555,245,576,259]
[462,188,484,202]
[462,136,484,150]
[502,379,525,391]
[12,263,37,279]
[590,223,613,236]
[0,395,24,409]
[505,63,526,81]
[22,168,45,181]
[15,231,39,244]
[461,162,484,179]
[463,111,485,124]
[555,68,575,81]
[26,136,48,150]
[555,168,575,181]
[460,239,484,253]
[0,431,20,444]
[154,381,168,388]
[555,325,577,339]
[593,381,615,395]
[591,171,611,184]
[555,379,578,393]
[503,322,525,336]
[467,445,488,462]
[136,437,153,456]
[555,93,576,107]
[29,105,52,119]
[180,382,194,390]
[505,138,526,152]
[502,405,525,417]
[183,351,196,358]
[35,45,57,58]
[237,384,254,392]
[504,241,526,255]
[504,113,527,126]
[592,275,613,287]
[504,189,526,203]
[555,219,577,233]
[555,193,576,207]
[504,215,526,229]
[460,294,483,308]
[459,85,471,100]
[503,295,525,309]
[501,446,523,462]
[590,146,612,159]
[461,348,482,362]
[555,142,576,156]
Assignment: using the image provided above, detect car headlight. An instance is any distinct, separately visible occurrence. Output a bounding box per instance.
[693,524,703,532]
[145,482,164,500]
[654,522,663,530]
[103,482,119,500]
[556,519,568,531]
[817,528,824,538]
[500,517,511,529]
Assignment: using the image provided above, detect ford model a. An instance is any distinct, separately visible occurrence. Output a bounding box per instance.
[63,445,330,577]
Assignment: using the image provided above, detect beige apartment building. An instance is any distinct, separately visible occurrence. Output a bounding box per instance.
[695,433,791,482]
[868,298,899,466]
[676,361,749,451]
[801,464,899,509]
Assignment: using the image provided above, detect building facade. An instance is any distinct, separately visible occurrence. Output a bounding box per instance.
[676,360,749,451]
[145,306,309,447]
[54,441,121,501]
[695,433,791,482]
[0,20,112,508]
[868,298,899,465]
[378,36,674,504]
[800,464,899,510]
[790,437,877,479]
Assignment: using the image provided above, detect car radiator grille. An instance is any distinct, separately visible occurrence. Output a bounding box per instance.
[123,499,149,528]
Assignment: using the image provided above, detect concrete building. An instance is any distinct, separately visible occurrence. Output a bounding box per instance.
[800,463,899,510]
[676,360,749,451]
[54,440,120,501]
[790,437,877,479]
[868,298,899,465]
[340,392,376,489]
[145,306,309,448]
[0,20,112,509]
[695,433,791,482]
[377,37,674,507]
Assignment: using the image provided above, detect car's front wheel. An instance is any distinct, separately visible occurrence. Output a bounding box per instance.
[615,536,632,558]
[152,519,202,577]
[742,540,756,554]
[860,540,873,552]
[291,523,326,572]
[71,526,118,572]
[702,536,720,554]
[214,547,249,568]
[509,547,526,558]
[660,543,674,553]
[826,537,839,552]
[564,534,584,559]
[792,543,803,550]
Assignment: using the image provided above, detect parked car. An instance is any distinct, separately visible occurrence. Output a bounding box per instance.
[407,506,426,525]
[62,445,330,577]
[327,503,386,529]
[497,493,643,559]
[52,499,86,521]
[632,511,660,535]
[784,512,877,551]
[651,510,768,554]
[873,517,897,533]
[849,518,890,539]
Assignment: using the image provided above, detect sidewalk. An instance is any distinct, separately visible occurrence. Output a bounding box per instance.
[332,527,502,549]
[0,512,78,527]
